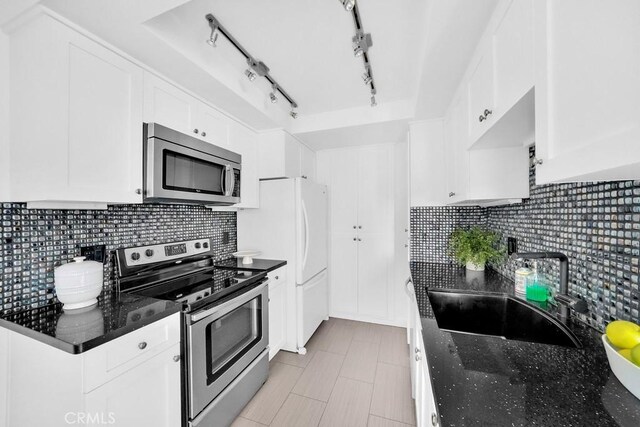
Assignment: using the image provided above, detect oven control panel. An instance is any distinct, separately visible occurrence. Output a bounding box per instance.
[122,238,212,267]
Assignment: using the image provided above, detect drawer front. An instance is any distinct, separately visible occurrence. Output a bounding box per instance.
[83,312,180,392]
[268,267,287,292]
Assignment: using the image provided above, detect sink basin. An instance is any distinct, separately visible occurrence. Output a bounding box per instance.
[427,290,582,348]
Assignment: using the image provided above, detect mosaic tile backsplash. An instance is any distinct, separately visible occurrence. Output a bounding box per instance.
[0,203,237,316]
[410,149,640,332]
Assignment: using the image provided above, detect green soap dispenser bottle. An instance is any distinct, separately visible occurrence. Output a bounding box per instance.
[526,262,549,302]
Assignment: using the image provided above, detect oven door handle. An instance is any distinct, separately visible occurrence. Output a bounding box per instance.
[189,280,269,323]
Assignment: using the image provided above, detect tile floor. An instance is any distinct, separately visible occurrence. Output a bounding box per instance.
[232,318,415,427]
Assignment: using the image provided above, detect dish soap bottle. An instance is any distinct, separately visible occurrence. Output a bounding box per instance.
[526,262,548,302]
[515,264,532,298]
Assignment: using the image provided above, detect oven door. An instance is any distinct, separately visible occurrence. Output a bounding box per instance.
[145,136,241,205]
[186,281,269,419]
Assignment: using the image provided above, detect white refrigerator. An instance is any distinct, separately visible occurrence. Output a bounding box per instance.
[237,178,328,354]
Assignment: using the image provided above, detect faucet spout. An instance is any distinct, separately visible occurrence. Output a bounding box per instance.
[513,252,569,295]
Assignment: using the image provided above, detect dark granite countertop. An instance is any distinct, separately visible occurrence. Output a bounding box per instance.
[0,293,181,354]
[214,258,287,273]
[410,261,640,427]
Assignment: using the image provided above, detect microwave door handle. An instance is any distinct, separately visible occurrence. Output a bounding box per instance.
[228,167,235,196]
[225,165,233,196]
[220,167,226,195]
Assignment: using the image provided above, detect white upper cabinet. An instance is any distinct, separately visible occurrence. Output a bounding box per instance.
[534,0,640,183]
[143,72,229,147]
[409,120,445,206]
[467,50,495,143]
[8,12,144,209]
[258,130,316,181]
[467,0,535,150]
[227,121,259,208]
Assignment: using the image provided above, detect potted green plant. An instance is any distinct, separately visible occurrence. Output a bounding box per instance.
[448,227,505,271]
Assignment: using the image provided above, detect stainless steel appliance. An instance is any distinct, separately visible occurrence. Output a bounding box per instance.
[116,239,268,427]
[143,123,241,206]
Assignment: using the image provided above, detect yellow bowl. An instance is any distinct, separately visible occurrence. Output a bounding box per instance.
[601,335,640,399]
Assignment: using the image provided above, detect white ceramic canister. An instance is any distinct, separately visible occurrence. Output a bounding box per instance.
[515,267,532,297]
[54,256,103,309]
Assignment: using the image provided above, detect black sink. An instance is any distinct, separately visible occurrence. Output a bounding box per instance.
[427,290,582,348]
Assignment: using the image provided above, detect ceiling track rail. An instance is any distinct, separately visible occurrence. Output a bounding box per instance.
[350,3,376,97]
[205,13,298,110]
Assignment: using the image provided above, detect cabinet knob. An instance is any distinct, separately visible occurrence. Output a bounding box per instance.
[431,413,438,426]
[532,157,544,166]
[201,131,207,137]
[353,225,357,229]
[275,276,279,280]
[301,175,308,179]
[173,355,180,362]
[138,342,147,350]
[193,128,199,134]
[404,244,408,248]
[353,238,357,241]
[135,188,142,195]
[358,238,362,241]
[484,109,493,117]
[415,347,421,354]
[358,225,362,229]
[415,354,421,361]
[478,115,485,122]
[448,192,455,197]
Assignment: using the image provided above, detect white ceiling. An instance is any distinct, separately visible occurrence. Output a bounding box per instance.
[2,0,499,146]
[146,0,430,116]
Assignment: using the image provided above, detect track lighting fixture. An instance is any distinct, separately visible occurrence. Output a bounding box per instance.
[244,69,257,81]
[339,0,356,12]
[352,31,372,57]
[338,2,378,106]
[205,13,299,112]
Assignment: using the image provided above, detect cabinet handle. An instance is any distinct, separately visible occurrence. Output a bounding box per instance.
[431,413,438,426]
[193,128,199,134]
[173,355,180,362]
[484,109,492,118]
[415,354,421,361]
[448,192,455,197]
[138,342,147,350]
[135,188,142,195]
[478,115,485,122]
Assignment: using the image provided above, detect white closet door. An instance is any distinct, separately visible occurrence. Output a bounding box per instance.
[357,145,393,319]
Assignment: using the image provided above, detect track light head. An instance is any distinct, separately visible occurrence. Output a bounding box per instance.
[244,69,257,81]
[352,32,372,57]
[290,108,298,119]
[370,95,377,107]
[362,72,372,85]
[205,14,220,47]
[339,0,356,11]
[269,85,278,104]
[206,29,219,47]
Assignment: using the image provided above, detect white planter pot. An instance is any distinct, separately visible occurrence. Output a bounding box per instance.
[466,261,485,272]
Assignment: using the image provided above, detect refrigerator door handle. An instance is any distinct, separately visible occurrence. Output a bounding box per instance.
[302,199,310,271]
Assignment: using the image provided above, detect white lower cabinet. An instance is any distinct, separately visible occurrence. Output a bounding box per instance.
[406,279,438,427]
[268,266,287,359]
[2,313,181,427]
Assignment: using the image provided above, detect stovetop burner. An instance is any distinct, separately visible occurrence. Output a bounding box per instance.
[115,239,267,312]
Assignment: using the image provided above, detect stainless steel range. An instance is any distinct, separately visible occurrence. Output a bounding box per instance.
[116,239,269,427]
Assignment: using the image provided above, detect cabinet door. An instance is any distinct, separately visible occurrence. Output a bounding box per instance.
[228,122,259,208]
[535,0,640,183]
[329,234,359,315]
[143,72,197,136]
[10,14,143,205]
[357,145,393,232]
[197,102,229,147]
[450,96,470,204]
[300,144,316,181]
[268,275,287,360]
[467,50,495,142]
[84,344,181,427]
[356,234,390,319]
[493,0,534,114]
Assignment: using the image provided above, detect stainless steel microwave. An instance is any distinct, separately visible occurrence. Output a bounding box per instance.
[143,123,241,205]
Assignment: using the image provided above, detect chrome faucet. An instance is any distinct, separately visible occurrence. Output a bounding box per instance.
[514,252,588,320]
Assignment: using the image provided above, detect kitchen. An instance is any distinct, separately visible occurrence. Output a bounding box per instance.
[0,0,639,426]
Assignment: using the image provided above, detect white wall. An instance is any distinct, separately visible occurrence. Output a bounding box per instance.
[0,30,9,201]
